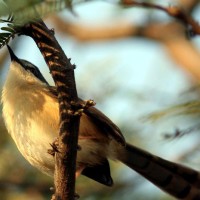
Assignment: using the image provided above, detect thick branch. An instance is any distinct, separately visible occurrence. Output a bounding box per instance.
[164,37,200,80]
[48,16,138,41]
[22,20,80,200]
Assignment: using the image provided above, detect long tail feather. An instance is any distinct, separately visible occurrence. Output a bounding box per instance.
[117,143,200,199]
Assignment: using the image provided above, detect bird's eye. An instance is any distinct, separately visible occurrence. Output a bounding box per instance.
[28,67,37,75]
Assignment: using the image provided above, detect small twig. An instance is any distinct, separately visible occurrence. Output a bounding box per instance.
[163,123,200,139]
[121,0,200,36]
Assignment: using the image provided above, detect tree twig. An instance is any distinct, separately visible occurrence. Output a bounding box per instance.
[121,0,200,36]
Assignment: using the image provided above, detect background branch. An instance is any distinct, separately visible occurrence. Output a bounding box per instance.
[47,0,200,80]
[121,0,200,35]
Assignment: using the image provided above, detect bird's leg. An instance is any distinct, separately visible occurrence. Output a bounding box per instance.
[69,99,96,116]
[48,138,60,156]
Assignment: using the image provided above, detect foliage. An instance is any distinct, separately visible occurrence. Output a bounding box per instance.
[0,0,72,19]
[0,0,73,48]
[146,100,200,122]
[0,15,21,47]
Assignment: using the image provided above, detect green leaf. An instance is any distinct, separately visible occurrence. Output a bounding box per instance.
[0,31,15,48]
[1,26,15,33]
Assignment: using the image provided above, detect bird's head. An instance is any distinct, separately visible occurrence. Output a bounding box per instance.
[6,45,49,85]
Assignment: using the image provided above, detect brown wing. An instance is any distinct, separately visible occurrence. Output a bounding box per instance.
[47,86,125,145]
[84,106,125,145]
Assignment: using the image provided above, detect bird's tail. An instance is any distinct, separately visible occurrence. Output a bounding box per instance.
[116,143,200,200]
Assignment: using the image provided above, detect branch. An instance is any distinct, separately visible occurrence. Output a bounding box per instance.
[48,16,138,41]
[50,14,200,80]
[163,35,200,80]
[21,19,80,200]
[121,0,200,36]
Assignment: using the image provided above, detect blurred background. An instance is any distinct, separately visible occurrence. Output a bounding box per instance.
[1,0,200,199]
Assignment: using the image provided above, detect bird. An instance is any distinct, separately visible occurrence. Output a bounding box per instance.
[2,45,200,200]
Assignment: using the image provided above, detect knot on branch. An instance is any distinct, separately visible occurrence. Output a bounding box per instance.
[167,6,183,18]
[68,99,96,116]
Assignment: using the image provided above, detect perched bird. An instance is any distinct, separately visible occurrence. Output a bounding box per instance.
[2,45,200,199]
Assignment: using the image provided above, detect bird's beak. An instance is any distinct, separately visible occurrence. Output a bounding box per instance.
[7,45,20,63]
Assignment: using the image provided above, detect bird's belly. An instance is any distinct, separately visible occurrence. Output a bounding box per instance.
[11,121,56,176]
[8,120,109,176]
[13,134,108,176]
[2,96,109,176]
